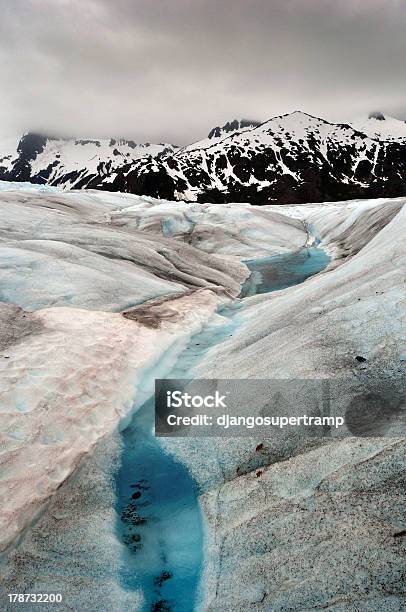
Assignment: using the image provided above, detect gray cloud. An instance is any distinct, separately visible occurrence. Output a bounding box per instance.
[0,0,405,144]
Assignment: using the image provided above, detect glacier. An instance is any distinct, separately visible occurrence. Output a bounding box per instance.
[0,182,404,611]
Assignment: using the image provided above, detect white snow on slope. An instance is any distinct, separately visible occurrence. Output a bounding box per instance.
[178,111,366,163]
[30,139,174,181]
[351,114,406,142]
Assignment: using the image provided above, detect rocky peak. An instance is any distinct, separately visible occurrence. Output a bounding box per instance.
[208,118,261,139]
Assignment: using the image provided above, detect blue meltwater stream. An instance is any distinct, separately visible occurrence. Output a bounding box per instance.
[115,244,330,611]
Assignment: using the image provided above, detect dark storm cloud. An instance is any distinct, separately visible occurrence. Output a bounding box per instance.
[0,0,405,144]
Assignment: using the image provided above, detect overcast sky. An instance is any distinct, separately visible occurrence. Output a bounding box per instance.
[1,0,405,145]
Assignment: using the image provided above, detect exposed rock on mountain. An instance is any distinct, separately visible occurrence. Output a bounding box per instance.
[207,118,261,139]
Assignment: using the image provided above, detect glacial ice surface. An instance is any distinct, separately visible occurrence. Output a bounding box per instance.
[0,189,247,311]
[0,184,404,612]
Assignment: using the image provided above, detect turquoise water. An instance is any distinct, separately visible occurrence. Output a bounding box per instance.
[115,243,330,611]
[116,399,203,612]
[240,246,331,298]
[114,309,243,612]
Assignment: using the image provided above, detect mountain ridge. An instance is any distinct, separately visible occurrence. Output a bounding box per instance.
[0,133,178,190]
[1,111,406,204]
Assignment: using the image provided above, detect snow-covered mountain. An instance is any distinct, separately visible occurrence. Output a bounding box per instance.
[1,111,406,203]
[89,111,406,204]
[0,133,177,189]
